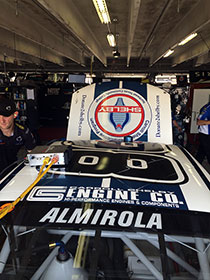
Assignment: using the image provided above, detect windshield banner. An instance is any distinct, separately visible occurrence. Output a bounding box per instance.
[67,81,172,144]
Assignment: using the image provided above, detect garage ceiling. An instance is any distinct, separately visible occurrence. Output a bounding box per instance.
[0,0,210,74]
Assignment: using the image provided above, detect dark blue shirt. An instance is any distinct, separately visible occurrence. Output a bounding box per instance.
[0,122,36,173]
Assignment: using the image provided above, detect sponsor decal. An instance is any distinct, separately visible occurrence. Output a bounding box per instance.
[27,185,186,210]
[155,95,161,137]
[88,89,152,140]
[78,95,87,137]
[39,207,162,229]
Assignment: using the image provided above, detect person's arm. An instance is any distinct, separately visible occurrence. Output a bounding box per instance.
[197,119,210,125]
[23,127,36,151]
[173,120,182,132]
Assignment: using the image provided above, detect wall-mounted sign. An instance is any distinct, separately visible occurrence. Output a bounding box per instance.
[189,71,210,83]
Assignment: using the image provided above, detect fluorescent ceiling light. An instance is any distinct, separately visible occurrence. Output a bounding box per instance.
[178,33,197,46]
[163,49,174,58]
[92,0,111,24]
[107,33,116,47]
[104,73,147,78]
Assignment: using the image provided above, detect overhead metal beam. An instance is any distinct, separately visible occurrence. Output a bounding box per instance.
[172,37,210,66]
[0,0,85,66]
[138,0,172,61]
[194,51,210,67]
[0,46,42,65]
[127,0,141,67]
[150,0,210,66]
[0,54,15,65]
[0,27,64,66]
[34,0,107,66]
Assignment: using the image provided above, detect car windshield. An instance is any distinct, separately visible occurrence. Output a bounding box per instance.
[0,221,209,280]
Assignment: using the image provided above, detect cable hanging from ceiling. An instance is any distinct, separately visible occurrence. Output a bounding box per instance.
[112,18,120,58]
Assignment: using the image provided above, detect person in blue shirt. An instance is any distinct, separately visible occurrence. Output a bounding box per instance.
[0,97,36,174]
[196,102,210,165]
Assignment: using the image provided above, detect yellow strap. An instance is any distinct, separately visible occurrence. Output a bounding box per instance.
[0,157,57,220]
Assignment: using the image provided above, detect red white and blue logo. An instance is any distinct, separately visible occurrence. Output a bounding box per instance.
[88,88,152,140]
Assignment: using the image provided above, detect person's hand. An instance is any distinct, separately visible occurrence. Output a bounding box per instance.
[177,126,182,132]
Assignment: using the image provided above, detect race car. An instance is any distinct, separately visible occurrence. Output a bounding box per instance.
[0,82,209,280]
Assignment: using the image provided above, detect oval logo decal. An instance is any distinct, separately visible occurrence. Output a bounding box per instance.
[88,88,152,140]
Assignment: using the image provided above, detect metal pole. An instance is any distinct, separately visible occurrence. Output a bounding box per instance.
[195,237,210,280]
[89,230,101,280]
[0,237,10,273]
[158,233,170,280]
[121,235,163,280]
